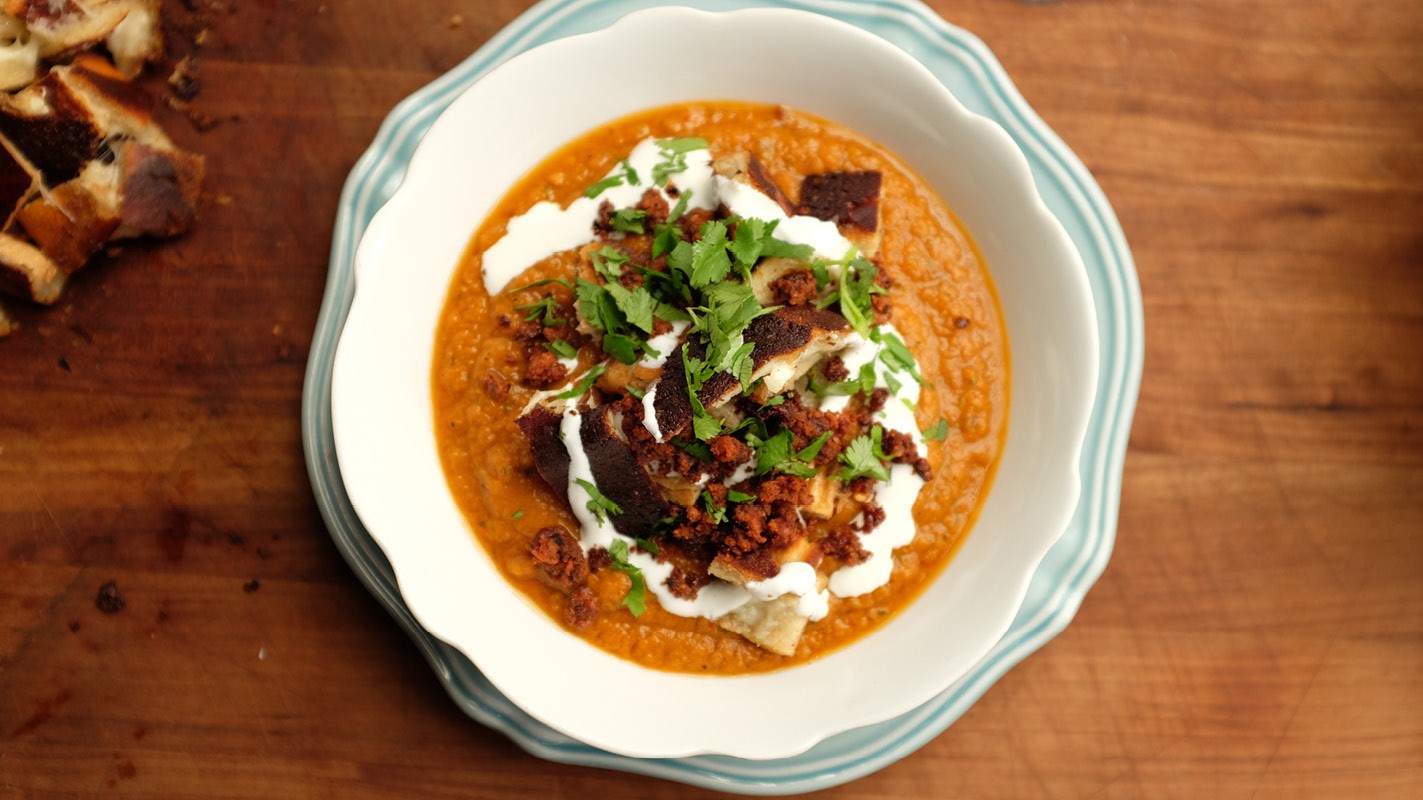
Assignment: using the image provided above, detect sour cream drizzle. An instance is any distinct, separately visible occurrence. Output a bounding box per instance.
[823,324,928,598]
[714,176,853,262]
[482,139,716,295]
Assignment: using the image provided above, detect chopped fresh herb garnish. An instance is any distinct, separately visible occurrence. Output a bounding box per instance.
[658,137,710,154]
[682,347,723,441]
[555,364,606,399]
[625,385,647,400]
[726,489,755,503]
[515,296,564,326]
[590,246,631,282]
[584,159,639,198]
[730,217,813,270]
[701,490,729,524]
[837,255,883,337]
[667,189,692,222]
[839,426,891,482]
[875,329,925,384]
[810,260,831,291]
[689,219,732,287]
[749,428,818,478]
[760,394,786,408]
[584,175,623,199]
[507,277,573,294]
[797,430,834,462]
[604,282,656,334]
[883,371,903,396]
[633,536,660,555]
[651,137,708,187]
[575,477,623,524]
[610,208,648,234]
[607,539,646,616]
[544,338,578,360]
[511,509,524,519]
[821,361,877,397]
[673,437,713,462]
[922,412,944,438]
[600,333,641,364]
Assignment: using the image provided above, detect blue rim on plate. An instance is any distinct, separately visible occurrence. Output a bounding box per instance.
[300,0,1143,793]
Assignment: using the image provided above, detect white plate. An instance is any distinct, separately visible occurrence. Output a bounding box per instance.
[331,6,1097,760]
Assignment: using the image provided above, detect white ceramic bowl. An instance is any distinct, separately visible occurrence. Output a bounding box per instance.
[332,6,1097,760]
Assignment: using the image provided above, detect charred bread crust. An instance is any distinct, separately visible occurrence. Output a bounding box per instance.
[516,404,570,496]
[0,71,101,185]
[116,139,201,238]
[579,403,669,535]
[713,151,796,216]
[745,306,850,367]
[798,171,882,232]
[651,336,738,441]
[14,176,117,270]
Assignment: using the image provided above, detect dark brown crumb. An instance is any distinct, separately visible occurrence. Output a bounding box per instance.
[528,526,588,588]
[95,581,125,614]
[709,435,751,466]
[665,567,711,600]
[524,349,568,389]
[587,546,612,573]
[637,189,669,226]
[481,369,510,401]
[955,317,971,329]
[68,621,80,633]
[819,527,871,566]
[769,269,818,306]
[822,356,850,383]
[860,501,887,532]
[242,579,260,593]
[564,585,598,630]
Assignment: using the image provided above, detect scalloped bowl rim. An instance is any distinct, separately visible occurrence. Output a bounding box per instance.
[331,6,1098,760]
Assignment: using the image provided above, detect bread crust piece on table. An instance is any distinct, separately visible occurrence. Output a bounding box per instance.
[0,52,203,327]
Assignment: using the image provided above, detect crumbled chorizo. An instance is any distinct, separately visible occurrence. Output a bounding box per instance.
[822,356,850,383]
[819,527,871,566]
[637,189,669,226]
[871,268,893,324]
[709,435,751,466]
[587,546,612,573]
[524,349,569,389]
[769,269,818,306]
[758,474,811,505]
[564,585,598,630]
[665,567,711,600]
[881,429,932,480]
[481,369,510,401]
[529,526,588,588]
[859,501,887,532]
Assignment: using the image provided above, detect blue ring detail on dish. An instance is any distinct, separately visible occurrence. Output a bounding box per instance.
[301,0,1142,793]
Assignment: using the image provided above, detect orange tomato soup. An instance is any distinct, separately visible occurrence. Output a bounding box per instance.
[432,102,1007,673]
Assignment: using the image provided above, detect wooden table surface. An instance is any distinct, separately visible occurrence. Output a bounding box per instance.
[3,0,1420,797]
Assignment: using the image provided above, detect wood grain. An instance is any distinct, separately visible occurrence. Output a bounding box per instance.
[2,0,1420,797]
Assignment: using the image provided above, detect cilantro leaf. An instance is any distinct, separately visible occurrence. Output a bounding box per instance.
[575,477,623,524]
[700,490,728,524]
[657,137,709,154]
[601,333,641,364]
[604,282,656,334]
[667,189,692,222]
[590,246,630,282]
[839,427,891,482]
[797,430,834,462]
[555,364,606,400]
[625,384,646,400]
[544,338,578,360]
[506,277,573,294]
[584,175,623,199]
[515,296,563,326]
[923,418,949,441]
[689,219,732,288]
[673,438,713,462]
[876,330,925,384]
[838,257,881,337]
[610,208,647,234]
[749,429,817,477]
[511,509,523,519]
[726,489,755,503]
[607,539,646,616]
